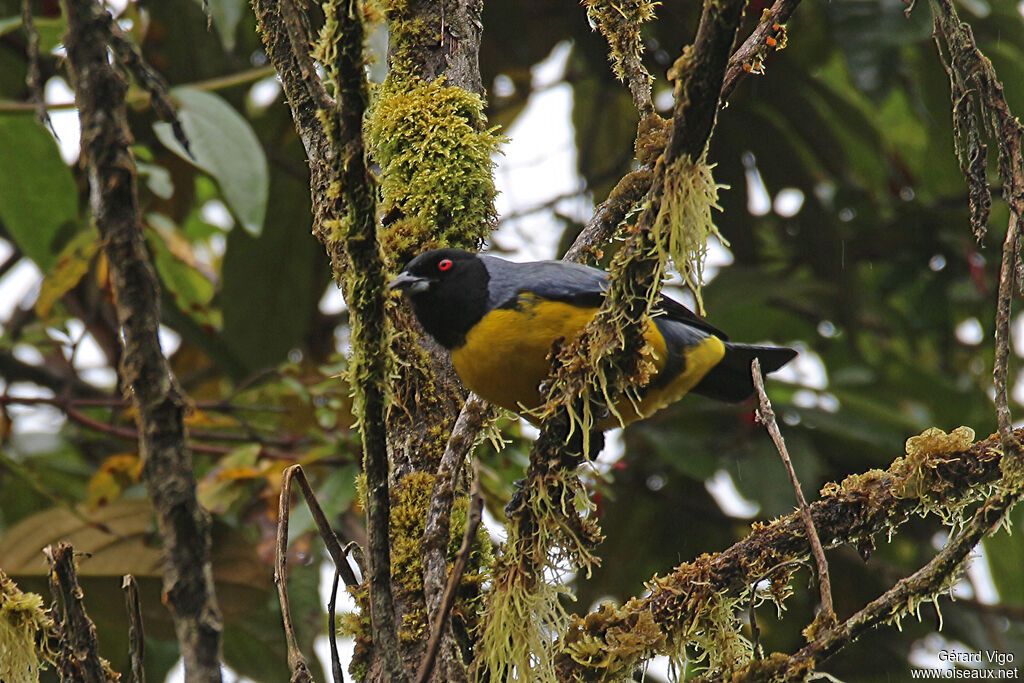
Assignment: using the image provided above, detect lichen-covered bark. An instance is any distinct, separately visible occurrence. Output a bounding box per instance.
[60,1,222,680]
[253,1,496,680]
[555,427,1011,680]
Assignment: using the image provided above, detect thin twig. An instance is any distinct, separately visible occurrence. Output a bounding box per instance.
[422,394,491,618]
[283,464,360,587]
[61,404,308,459]
[275,467,315,683]
[751,358,835,624]
[327,569,345,683]
[415,463,484,683]
[721,0,803,101]
[122,574,146,683]
[45,542,115,683]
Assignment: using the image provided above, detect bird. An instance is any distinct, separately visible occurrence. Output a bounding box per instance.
[389,248,797,429]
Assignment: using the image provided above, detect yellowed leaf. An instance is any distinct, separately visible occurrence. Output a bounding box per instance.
[35,227,100,318]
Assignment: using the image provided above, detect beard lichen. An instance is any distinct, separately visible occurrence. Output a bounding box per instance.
[653,154,725,314]
[475,469,602,682]
[0,570,54,683]
[367,77,504,269]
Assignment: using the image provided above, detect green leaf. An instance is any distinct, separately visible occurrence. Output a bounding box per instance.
[0,117,79,271]
[153,87,268,236]
[144,215,217,327]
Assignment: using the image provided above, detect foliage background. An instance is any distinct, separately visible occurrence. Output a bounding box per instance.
[0,0,1022,680]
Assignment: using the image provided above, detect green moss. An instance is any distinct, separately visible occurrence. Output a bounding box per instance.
[337,584,372,681]
[388,471,493,644]
[390,471,437,594]
[367,77,504,268]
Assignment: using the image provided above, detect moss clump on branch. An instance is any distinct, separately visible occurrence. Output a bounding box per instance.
[552,426,1011,681]
[368,77,503,268]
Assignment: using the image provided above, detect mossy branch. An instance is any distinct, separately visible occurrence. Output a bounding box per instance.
[583,0,658,116]
[60,1,223,679]
[475,0,748,677]
[554,426,1013,680]
[564,0,801,266]
[252,2,408,679]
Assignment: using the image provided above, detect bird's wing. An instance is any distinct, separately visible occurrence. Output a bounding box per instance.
[480,255,727,338]
[480,257,609,309]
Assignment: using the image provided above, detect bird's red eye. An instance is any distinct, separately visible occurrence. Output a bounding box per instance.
[438,258,453,272]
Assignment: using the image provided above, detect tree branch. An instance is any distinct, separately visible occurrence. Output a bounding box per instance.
[722,481,1022,683]
[274,466,314,683]
[415,464,484,683]
[46,542,117,682]
[122,574,146,683]
[565,0,804,265]
[555,426,1011,680]
[59,1,223,679]
[721,0,801,101]
[929,0,1024,454]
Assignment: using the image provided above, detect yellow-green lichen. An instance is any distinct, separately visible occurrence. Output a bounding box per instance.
[0,570,54,683]
[561,601,667,673]
[368,77,504,268]
[891,426,981,523]
[475,470,602,681]
[653,154,726,314]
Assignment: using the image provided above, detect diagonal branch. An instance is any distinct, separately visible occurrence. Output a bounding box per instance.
[59,1,223,679]
[555,426,1011,680]
[723,477,1022,683]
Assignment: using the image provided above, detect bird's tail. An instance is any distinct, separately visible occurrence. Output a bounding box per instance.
[692,343,798,403]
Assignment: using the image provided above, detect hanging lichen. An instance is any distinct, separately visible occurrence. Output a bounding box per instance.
[653,154,726,314]
[475,469,602,682]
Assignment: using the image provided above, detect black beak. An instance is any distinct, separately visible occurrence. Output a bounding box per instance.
[388,271,430,294]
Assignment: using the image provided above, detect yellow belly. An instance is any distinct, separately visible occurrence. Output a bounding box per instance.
[450,297,725,428]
